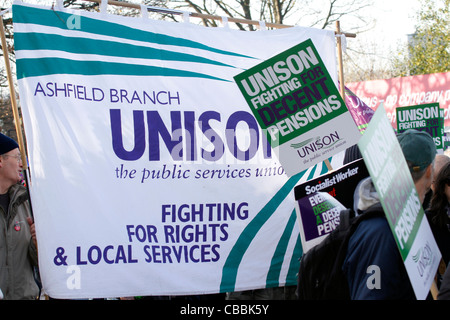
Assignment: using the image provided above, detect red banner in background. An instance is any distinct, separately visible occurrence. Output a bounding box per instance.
[346,71,450,128]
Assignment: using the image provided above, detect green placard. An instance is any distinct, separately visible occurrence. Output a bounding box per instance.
[396,103,443,151]
[359,106,422,259]
[234,39,347,147]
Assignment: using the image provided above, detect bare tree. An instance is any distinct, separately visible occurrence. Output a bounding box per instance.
[163,0,373,31]
[307,0,373,30]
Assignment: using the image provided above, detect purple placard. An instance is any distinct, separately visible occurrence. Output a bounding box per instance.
[297,192,345,242]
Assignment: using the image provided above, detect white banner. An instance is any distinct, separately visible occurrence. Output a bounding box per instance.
[13,2,339,298]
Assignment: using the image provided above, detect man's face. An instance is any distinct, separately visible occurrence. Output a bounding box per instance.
[0,148,23,187]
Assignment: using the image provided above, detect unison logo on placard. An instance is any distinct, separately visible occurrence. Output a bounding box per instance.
[290,131,342,158]
[413,242,434,277]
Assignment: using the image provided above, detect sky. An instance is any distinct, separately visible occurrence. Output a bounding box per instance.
[1,0,422,44]
[327,0,423,73]
[363,0,420,48]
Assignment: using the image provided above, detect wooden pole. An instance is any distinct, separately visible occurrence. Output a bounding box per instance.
[322,21,349,172]
[335,21,346,99]
[431,280,439,300]
[0,15,28,170]
[86,0,290,29]
[84,0,358,36]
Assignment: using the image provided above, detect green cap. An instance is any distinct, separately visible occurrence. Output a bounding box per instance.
[397,129,436,172]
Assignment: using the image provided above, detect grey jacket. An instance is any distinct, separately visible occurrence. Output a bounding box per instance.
[0,183,39,300]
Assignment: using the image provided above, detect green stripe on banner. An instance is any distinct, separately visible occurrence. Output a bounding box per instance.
[15,57,228,80]
[14,32,234,68]
[220,170,306,293]
[12,4,253,59]
[285,235,302,285]
[265,209,297,288]
[306,163,318,181]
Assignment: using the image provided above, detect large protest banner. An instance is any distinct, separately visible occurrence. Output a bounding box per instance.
[358,106,441,300]
[12,2,341,298]
[346,72,450,127]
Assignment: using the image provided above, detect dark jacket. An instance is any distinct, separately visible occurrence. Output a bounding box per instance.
[342,178,415,300]
[425,209,450,266]
[438,265,450,300]
[342,211,415,299]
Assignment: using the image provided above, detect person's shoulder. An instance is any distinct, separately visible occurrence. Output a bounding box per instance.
[10,183,27,193]
[357,214,389,235]
[350,214,394,250]
[9,183,29,203]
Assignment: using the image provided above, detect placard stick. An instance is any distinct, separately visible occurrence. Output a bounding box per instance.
[0,15,28,170]
[335,21,346,99]
[322,20,348,173]
[323,158,333,171]
[323,20,347,173]
[430,280,439,300]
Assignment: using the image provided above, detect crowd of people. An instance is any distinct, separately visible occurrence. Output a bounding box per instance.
[1,127,450,300]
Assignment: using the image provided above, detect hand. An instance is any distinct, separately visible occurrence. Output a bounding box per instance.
[27,217,37,248]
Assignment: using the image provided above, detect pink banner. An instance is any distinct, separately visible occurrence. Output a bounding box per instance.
[346,71,450,128]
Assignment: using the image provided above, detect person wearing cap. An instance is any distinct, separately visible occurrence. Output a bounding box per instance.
[0,133,39,300]
[342,129,437,300]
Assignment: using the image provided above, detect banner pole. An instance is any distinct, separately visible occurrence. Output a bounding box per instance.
[431,280,439,300]
[0,15,28,170]
[323,21,347,173]
[322,21,348,173]
[335,21,346,99]
[82,0,358,36]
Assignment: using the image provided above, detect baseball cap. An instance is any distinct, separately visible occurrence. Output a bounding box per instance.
[397,129,436,172]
